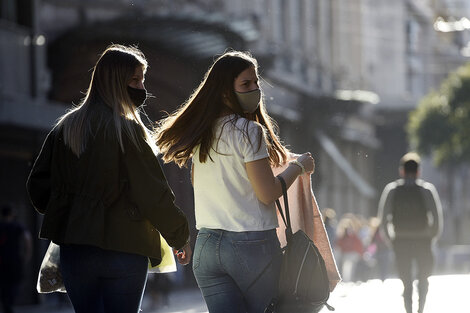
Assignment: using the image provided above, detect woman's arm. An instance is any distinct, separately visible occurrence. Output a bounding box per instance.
[245,152,314,205]
[123,124,190,250]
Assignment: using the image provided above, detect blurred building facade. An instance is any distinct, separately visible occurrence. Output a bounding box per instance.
[1,0,470,304]
[222,0,379,217]
[241,0,470,246]
[423,0,470,245]
[230,0,469,230]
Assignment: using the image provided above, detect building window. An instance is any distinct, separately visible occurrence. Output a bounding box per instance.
[406,19,419,54]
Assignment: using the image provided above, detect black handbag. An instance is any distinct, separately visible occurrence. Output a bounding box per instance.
[266,176,334,313]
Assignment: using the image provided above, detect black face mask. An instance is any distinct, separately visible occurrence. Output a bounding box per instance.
[127,86,147,107]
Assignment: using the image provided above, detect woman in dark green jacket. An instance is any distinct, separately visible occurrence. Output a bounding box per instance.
[27,44,191,313]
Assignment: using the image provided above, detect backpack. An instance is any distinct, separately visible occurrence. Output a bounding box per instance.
[392,183,429,233]
[265,176,333,313]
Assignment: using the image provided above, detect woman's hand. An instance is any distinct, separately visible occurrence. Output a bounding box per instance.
[296,152,315,174]
[174,243,192,266]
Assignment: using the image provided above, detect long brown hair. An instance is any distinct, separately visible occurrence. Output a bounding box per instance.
[156,50,288,167]
[56,44,155,156]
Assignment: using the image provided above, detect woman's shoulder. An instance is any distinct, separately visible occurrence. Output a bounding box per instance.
[221,115,263,134]
[228,117,265,154]
[90,103,140,134]
[235,115,261,128]
[81,101,113,131]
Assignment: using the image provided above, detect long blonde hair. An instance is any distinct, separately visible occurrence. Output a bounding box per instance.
[56,44,155,156]
[156,50,288,167]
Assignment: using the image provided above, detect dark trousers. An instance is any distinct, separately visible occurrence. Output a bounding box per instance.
[60,244,148,313]
[393,238,434,313]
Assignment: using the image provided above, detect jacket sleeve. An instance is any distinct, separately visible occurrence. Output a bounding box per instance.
[424,183,443,239]
[377,182,395,242]
[26,129,55,215]
[122,126,190,250]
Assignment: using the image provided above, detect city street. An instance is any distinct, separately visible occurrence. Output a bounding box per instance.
[323,274,469,313]
[16,273,470,313]
[3,2,470,313]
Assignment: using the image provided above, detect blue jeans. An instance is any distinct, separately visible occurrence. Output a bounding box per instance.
[193,228,282,313]
[60,244,148,313]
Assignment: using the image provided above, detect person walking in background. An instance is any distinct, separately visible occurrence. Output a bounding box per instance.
[365,217,391,281]
[156,50,315,313]
[26,44,191,313]
[322,208,337,246]
[378,152,443,313]
[0,205,32,313]
[335,214,364,282]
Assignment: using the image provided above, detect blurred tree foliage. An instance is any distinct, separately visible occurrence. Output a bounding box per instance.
[408,62,470,166]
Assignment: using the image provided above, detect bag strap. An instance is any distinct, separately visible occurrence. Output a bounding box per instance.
[275,200,287,228]
[249,177,289,293]
[263,176,290,312]
[275,175,293,239]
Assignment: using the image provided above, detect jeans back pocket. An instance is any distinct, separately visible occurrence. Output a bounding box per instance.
[192,233,211,270]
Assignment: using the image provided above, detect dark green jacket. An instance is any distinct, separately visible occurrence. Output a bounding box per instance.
[26,102,189,265]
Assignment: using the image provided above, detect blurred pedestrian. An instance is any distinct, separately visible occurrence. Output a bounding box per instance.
[336,215,364,282]
[378,152,443,313]
[322,208,337,246]
[156,50,315,313]
[364,217,391,281]
[355,215,374,281]
[26,44,191,313]
[0,205,32,313]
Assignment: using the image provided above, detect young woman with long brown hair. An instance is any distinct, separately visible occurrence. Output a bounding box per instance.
[157,51,314,312]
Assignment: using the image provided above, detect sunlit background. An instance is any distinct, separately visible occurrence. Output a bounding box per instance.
[1,0,470,311]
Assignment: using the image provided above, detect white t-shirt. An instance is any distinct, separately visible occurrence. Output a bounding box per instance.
[193,115,278,232]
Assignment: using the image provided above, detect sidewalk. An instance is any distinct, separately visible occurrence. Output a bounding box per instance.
[141,288,207,313]
[16,274,470,313]
[323,274,470,313]
[16,288,207,313]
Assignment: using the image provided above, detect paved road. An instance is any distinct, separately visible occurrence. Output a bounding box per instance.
[16,274,470,313]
